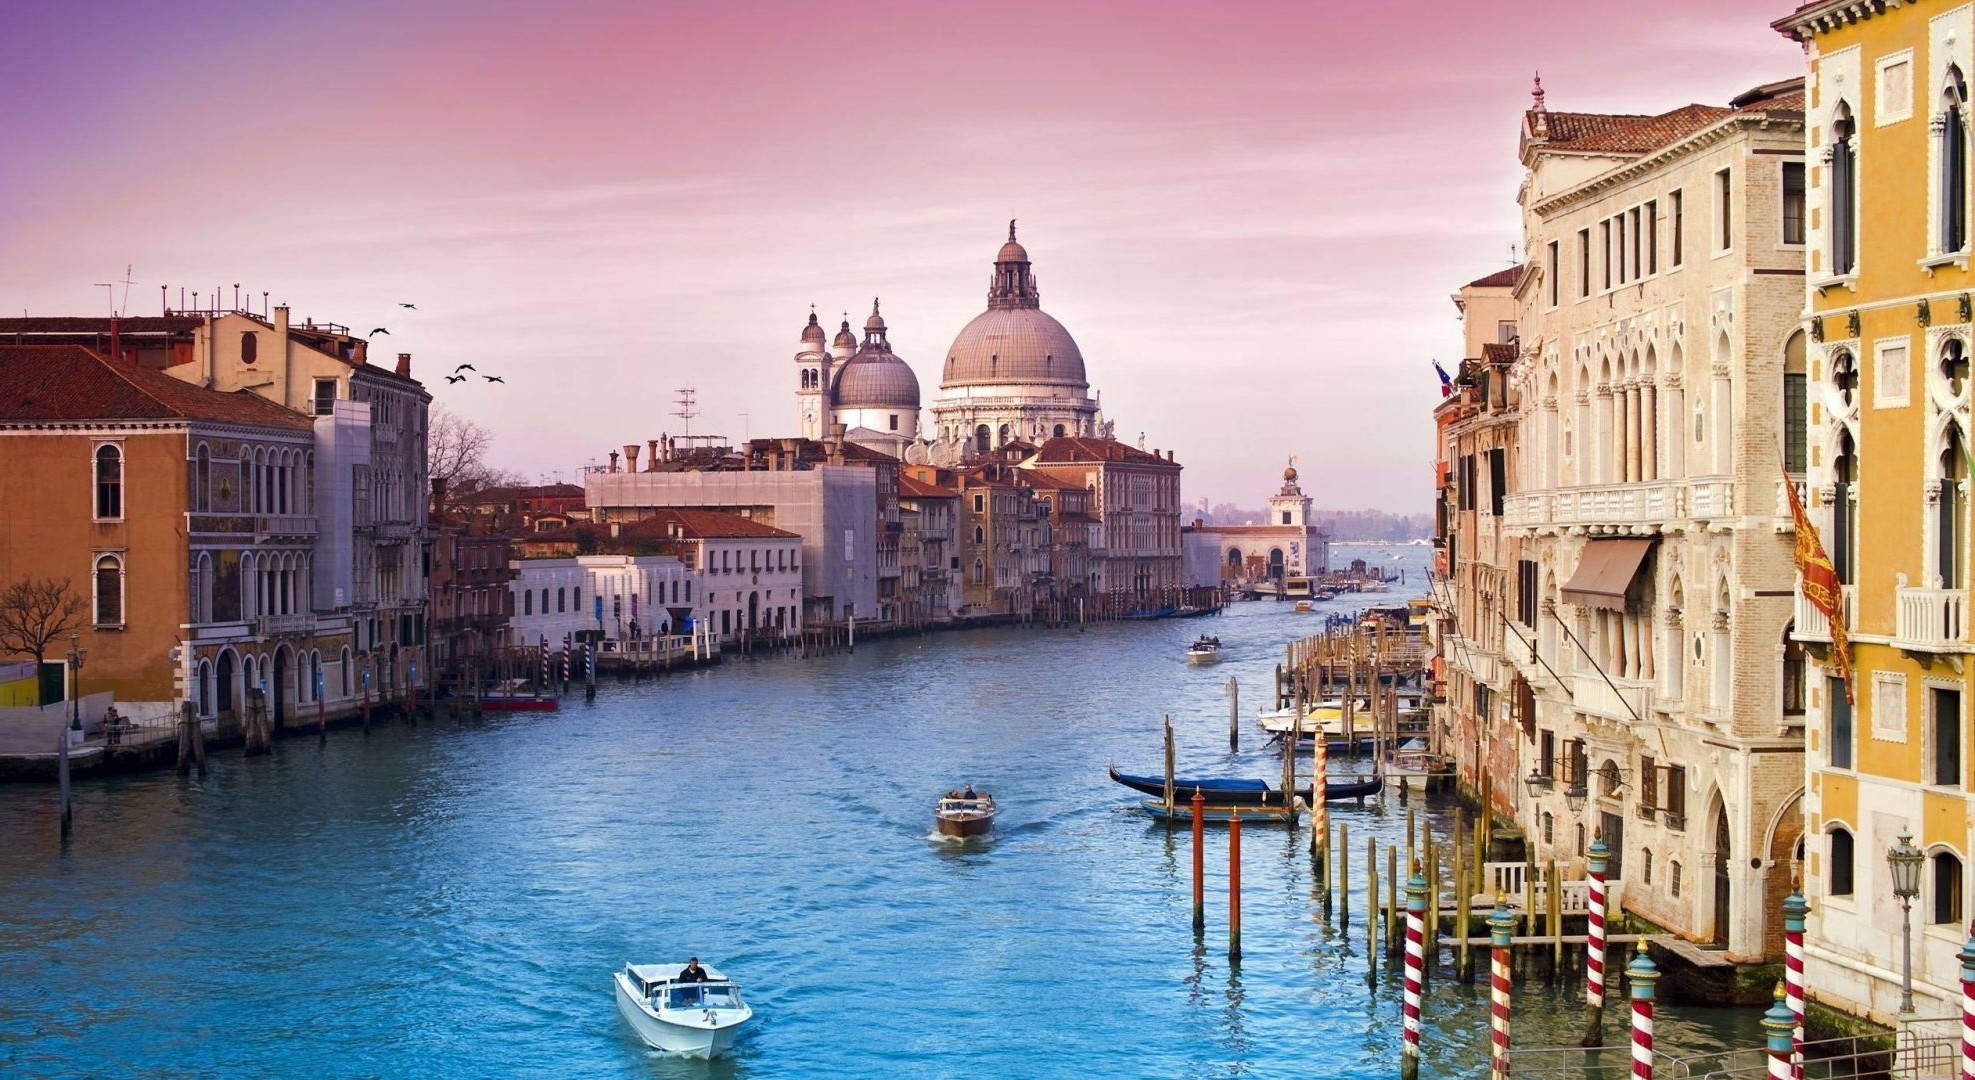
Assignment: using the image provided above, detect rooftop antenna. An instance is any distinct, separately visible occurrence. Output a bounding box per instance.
[673,387,699,438]
[118,266,134,316]
[93,281,115,317]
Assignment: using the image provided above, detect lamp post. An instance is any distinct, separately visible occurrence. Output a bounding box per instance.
[66,632,87,732]
[1889,826,1926,1017]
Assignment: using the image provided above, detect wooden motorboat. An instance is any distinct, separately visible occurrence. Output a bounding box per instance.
[479,694,559,712]
[614,961,753,1058]
[1107,765,1383,805]
[1185,635,1222,665]
[1293,600,1315,613]
[935,792,997,837]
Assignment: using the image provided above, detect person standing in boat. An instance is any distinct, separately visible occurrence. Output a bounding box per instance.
[680,958,708,982]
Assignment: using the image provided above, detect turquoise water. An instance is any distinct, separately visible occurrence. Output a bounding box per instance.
[0,547,1761,1077]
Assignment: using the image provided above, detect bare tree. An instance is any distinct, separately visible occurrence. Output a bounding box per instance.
[428,404,499,522]
[0,576,85,671]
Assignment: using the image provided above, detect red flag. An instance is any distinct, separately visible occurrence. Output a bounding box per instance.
[1786,476,1854,704]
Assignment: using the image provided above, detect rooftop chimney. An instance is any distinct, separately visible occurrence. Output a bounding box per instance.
[396,352,412,378]
[646,439,659,471]
[609,451,621,473]
[624,444,641,471]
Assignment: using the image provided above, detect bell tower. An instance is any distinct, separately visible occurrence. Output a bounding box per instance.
[795,309,828,440]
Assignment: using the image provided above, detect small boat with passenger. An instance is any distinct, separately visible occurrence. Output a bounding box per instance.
[614,959,754,1058]
[935,789,997,837]
[1185,635,1222,665]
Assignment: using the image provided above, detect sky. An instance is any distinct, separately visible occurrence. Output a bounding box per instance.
[0,1,1803,512]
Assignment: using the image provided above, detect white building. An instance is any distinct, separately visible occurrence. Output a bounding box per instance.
[796,303,922,447]
[1182,461,1328,587]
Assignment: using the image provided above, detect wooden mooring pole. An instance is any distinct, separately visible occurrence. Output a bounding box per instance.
[1338,821,1350,929]
[1227,675,1239,752]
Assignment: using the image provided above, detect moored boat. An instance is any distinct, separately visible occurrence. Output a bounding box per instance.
[1107,765,1383,805]
[1293,600,1315,613]
[614,961,753,1058]
[1185,635,1222,664]
[479,693,559,712]
[935,791,997,837]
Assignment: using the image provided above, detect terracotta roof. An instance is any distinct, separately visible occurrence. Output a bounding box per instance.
[1030,436,1181,467]
[0,316,203,335]
[1537,104,1733,155]
[623,509,798,540]
[897,475,959,498]
[1482,343,1519,366]
[0,345,312,429]
[1466,266,1523,289]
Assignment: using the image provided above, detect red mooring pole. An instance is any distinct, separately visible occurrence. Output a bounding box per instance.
[1489,897,1513,1080]
[1401,864,1427,1080]
[1629,953,1657,1079]
[1228,809,1242,962]
[1191,790,1205,932]
[1783,889,1808,1080]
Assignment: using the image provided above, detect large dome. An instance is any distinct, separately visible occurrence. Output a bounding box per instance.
[942,308,1087,389]
[833,350,921,409]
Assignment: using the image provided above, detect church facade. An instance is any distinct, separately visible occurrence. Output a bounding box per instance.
[1182,462,1329,587]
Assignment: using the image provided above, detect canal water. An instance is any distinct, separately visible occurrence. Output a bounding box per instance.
[0,545,1762,1077]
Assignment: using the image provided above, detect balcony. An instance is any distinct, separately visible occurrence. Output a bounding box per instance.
[1896,586,1969,652]
[1572,674,1651,724]
[1688,478,1734,523]
[1503,481,1681,531]
[1792,582,1854,644]
[257,514,317,540]
[258,613,317,637]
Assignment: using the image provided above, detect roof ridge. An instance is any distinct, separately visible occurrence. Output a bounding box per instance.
[90,346,188,418]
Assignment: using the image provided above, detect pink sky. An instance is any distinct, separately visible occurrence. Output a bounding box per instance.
[0,1,1803,512]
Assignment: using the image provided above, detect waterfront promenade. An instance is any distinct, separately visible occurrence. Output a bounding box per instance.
[0,548,1760,1076]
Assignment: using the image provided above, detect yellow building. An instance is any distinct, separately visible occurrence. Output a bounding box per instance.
[1776,0,1975,1025]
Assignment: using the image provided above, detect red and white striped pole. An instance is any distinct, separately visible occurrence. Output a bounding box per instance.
[561,633,571,691]
[1764,983,1795,1079]
[1958,930,1975,1079]
[1627,952,1657,1079]
[1783,889,1808,1080]
[1584,834,1610,1046]
[1402,864,1428,1080]
[1489,895,1514,1080]
[540,636,548,690]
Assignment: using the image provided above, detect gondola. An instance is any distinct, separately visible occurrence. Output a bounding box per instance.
[1107,765,1382,805]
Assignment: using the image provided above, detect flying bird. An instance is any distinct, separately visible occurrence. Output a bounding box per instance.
[445,374,467,383]
[453,363,476,372]
[369,327,390,336]
[399,302,417,309]
[483,375,505,383]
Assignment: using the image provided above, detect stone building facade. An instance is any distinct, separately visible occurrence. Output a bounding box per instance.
[1503,77,1808,960]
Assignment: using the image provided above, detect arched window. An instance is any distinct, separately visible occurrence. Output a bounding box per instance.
[1643,849,1654,886]
[974,425,991,454]
[1834,429,1860,585]
[95,554,123,625]
[1940,423,1968,589]
[997,423,1010,446]
[1943,68,1969,254]
[1053,424,1066,438]
[524,590,532,616]
[973,558,985,585]
[1829,827,1855,895]
[1932,851,1964,924]
[95,444,123,519]
[195,444,211,512]
[198,660,213,716]
[1541,811,1554,845]
[240,330,258,364]
[540,588,548,615]
[557,587,566,613]
[1783,332,1807,474]
[973,526,985,545]
[574,586,581,613]
[1832,103,1858,274]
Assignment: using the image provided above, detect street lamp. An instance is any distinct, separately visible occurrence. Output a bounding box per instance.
[65,632,87,732]
[1888,826,1925,1015]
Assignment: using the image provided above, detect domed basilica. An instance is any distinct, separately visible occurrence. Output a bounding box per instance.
[791,223,1110,465]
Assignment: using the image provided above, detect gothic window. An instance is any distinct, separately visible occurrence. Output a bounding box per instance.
[95,444,123,519]
[1782,163,1806,245]
[1834,429,1859,585]
[1783,333,1807,474]
[1940,424,1968,588]
[1832,103,1859,274]
[1932,851,1964,924]
[1943,68,1969,253]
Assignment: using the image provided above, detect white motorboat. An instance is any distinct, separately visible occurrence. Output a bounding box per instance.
[1185,635,1222,665]
[614,961,754,1058]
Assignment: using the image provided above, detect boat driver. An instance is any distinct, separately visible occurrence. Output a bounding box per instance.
[681,958,708,982]
[961,785,977,800]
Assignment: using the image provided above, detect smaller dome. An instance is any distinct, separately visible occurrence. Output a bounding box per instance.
[864,298,886,333]
[834,318,857,348]
[1284,465,1298,483]
[800,311,826,345]
[997,240,1029,263]
[833,352,921,409]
